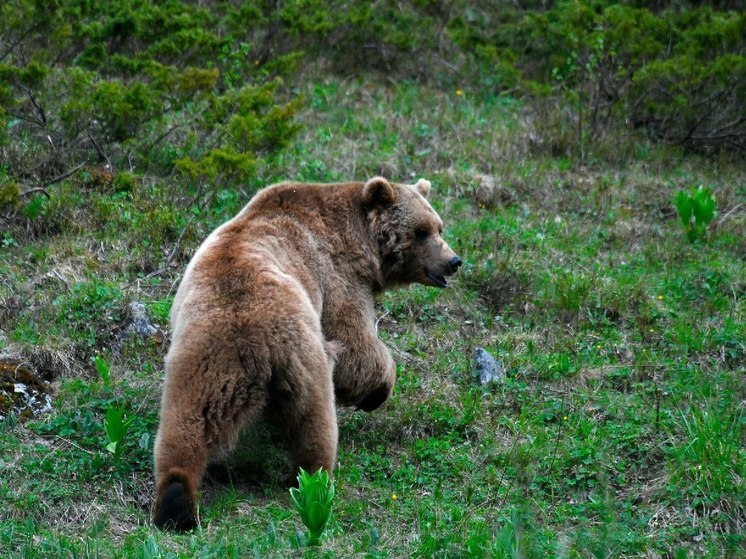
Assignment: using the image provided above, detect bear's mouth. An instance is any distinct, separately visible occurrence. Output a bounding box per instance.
[426,271,449,288]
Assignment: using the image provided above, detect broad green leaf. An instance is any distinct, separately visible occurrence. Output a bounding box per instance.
[105,406,126,441]
[94,355,111,385]
[692,187,716,225]
[674,190,693,226]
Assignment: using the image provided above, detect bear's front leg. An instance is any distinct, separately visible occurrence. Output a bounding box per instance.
[348,337,396,412]
[322,296,397,411]
[355,372,394,412]
[265,344,339,475]
[329,328,397,411]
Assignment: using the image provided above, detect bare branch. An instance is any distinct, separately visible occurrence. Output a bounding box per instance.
[44,162,86,187]
[19,187,50,199]
[0,24,40,62]
[86,129,110,165]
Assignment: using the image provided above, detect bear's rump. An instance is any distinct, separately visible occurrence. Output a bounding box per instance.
[164,268,330,450]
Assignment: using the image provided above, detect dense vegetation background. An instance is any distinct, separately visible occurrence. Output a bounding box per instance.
[1,1,744,557]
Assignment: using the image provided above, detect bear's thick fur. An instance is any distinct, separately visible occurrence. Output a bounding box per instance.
[153,177,461,530]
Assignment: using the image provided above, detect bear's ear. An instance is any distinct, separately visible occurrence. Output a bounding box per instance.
[362,177,396,206]
[413,178,431,199]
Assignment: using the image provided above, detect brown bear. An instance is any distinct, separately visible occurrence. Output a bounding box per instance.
[153,177,461,530]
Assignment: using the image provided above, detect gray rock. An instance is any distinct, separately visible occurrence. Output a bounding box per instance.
[115,302,164,354]
[129,302,158,337]
[473,347,505,385]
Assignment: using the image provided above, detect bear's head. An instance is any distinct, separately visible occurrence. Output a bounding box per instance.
[363,176,462,289]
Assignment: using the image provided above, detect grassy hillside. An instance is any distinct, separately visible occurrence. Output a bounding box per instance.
[1,2,744,558]
[2,77,744,558]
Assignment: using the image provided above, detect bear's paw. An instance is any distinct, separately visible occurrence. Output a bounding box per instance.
[154,481,198,532]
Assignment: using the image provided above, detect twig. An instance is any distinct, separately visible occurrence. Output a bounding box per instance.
[492,433,522,514]
[19,187,50,199]
[142,123,182,155]
[544,400,567,492]
[43,162,86,188]
[22,135,88,177]
[51,269,70,288]
[0,24,40,62]
[708,115,745,136]
[86,129,110,165]
[54,435,95,455]
[21,85,47,127]
[716,204,744,228]
[140,218,194,281]
[374,310,390,333]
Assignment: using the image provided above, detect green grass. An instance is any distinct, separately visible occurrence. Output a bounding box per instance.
[1,79,744,558]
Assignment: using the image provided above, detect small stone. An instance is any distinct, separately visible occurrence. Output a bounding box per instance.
[472,347,505,385]
[129,302,159,337]
[114,302,164,353]
[473,173,496,207]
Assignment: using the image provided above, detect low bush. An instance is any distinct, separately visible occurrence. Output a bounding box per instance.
[238,1,745,154]
[450,2,745,154]
[2,0,742,218]
[0,0,299,219]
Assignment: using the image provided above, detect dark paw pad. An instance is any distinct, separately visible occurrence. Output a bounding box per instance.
[154,481,197,532]
[356,384,390,412]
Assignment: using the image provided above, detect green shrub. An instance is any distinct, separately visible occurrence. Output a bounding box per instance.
[0,0,299,218]
[290,1,744,153]
[627,11,744,149]
[2,0,741,180]
[0,180,20,208]
[458,2,745,154]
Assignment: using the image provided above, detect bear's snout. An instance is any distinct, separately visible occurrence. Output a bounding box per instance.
[448,256,462,272]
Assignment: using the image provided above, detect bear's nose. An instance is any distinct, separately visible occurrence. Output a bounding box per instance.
[449,256,462,272]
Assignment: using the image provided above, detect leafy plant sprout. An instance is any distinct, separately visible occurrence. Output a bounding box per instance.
[93,355,111,386]
[104,405,134,462]
[674,185,716,243]
[289,468,335,546]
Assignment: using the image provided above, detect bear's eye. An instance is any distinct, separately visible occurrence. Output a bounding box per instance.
[415,228,430,241]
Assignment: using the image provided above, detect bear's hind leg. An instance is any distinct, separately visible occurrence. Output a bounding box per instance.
[270,351,338,476]
[154,469,200,531]
[285,386,338,475]
[153,412,208,531]
[153,341,271,530]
